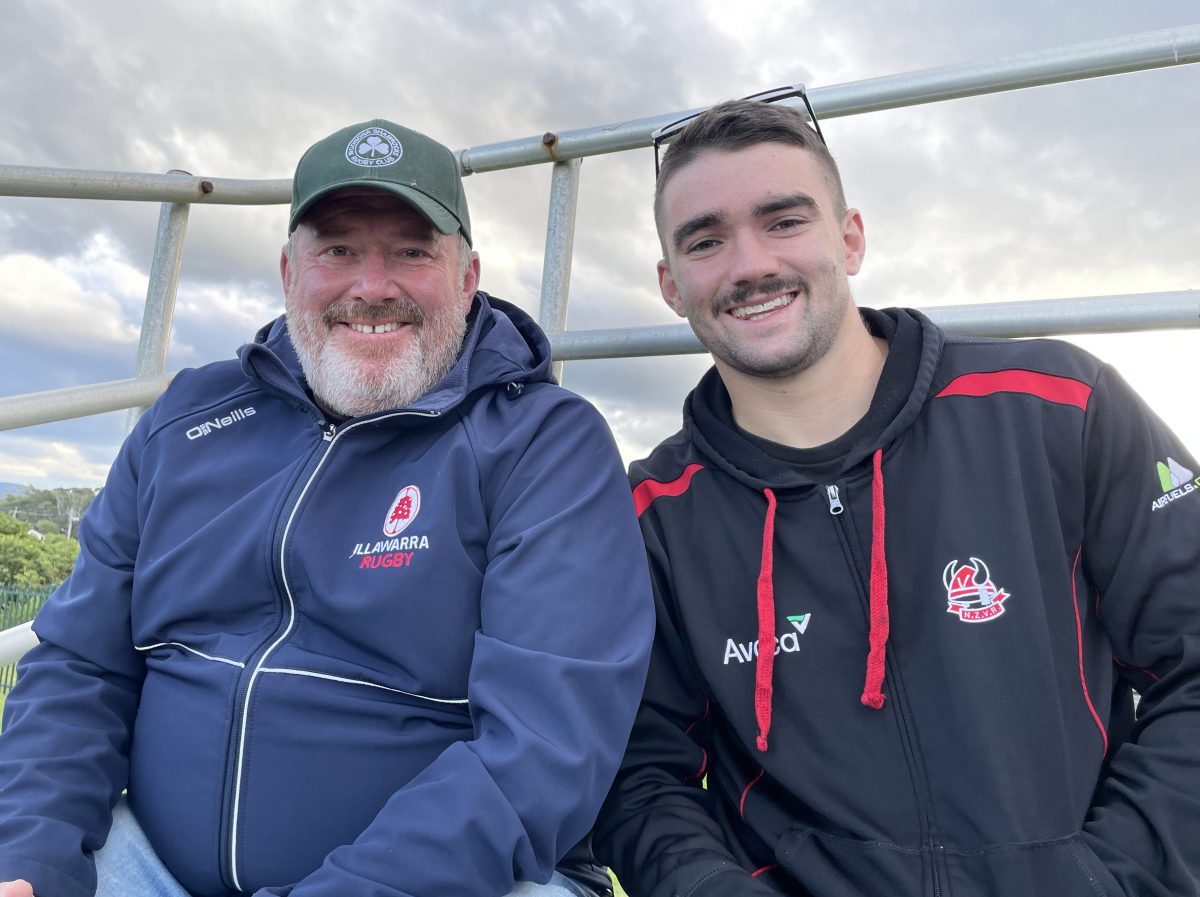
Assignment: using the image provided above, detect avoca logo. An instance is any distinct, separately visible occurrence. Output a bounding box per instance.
[723,614,811,665]
[345,127,403,167]
[1151,457,1200,511]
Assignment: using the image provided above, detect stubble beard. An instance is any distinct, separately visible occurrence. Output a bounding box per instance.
[287,298,467,418]
[696,274,847,380]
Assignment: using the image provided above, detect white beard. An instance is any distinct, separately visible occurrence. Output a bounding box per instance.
[286,297,467,418]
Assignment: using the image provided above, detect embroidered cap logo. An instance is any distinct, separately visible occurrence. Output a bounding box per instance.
[383,485,421,537]
[345,126,403,168]
[943,557,1010,623]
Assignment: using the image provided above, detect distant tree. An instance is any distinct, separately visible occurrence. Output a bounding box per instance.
[34,519,58,535]
[0,487,98,540]
[0,513,79,586]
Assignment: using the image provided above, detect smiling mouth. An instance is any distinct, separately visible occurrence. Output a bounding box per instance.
[729,292,796,319]
[343,321,408,334]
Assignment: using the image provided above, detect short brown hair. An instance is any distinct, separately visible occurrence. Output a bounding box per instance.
[654,98,847,254]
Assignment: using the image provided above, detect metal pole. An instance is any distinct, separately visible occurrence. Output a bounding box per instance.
[125,171,191,432]
[538,159,582,384]
[0,375,175,432]
[458,25,1200,172]
[545,290,1200,361]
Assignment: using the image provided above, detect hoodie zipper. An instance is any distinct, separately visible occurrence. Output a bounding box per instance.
[224,409,439,890]
[825,481,943,897]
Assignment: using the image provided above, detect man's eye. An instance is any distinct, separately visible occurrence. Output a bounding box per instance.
[686,238,720,254]
[772,217,807,232]
[326,246,350,256]
[401,249,427,259]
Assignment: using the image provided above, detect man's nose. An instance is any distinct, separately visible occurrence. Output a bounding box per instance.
[354,249,397,301]
[727,234,781,285]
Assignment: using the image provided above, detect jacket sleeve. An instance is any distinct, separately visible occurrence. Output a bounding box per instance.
[0,420,150,897]
[266,395,655,897]
[592,502,777,897]
[1077,365,1200,896]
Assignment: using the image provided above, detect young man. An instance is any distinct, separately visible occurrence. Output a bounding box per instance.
[593,98,1200,896]
[0,119,654,897]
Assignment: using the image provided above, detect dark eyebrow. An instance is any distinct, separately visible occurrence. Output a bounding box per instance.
[753,193,818,218]
[672,210,727,252]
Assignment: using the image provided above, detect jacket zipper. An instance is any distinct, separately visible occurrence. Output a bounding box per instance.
[224,409,438,890]
[825,482,944,897]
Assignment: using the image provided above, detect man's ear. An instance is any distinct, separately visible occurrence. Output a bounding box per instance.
[842,208,866,276]
[279,247,291,296]
[460,251,481,310]
[658,259,688,318]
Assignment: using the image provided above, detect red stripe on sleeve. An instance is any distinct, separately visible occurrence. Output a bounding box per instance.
[632,463,704,518]
[935,370,1092,410]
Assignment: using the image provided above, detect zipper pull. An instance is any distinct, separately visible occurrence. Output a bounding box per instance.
[826,484,844,515]
[320,420,336,441]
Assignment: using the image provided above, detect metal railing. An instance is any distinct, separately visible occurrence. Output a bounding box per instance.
[0,25,1199,663]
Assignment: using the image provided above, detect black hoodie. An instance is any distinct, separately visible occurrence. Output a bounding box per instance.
[595,308,1200,897]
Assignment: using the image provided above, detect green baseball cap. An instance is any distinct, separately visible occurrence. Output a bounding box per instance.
[289,118,472,245]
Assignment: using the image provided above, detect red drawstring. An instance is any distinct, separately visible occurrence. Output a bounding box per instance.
[755,456,889,754]
[754,488,778,751]
[861,449,889,709]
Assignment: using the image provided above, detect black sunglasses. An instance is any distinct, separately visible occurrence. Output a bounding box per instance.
[651,84,826,177]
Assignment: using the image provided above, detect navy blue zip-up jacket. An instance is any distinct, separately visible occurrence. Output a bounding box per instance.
[0,293,654,897]
[594,308,1200,897]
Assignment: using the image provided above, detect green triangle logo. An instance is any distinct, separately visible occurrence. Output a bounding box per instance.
[1158,461,1173,491]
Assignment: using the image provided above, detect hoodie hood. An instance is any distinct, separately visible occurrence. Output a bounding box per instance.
[237,291,554,417]
[684,307,943,492]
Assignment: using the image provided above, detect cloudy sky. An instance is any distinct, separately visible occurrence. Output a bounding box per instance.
[1,1,1198,488]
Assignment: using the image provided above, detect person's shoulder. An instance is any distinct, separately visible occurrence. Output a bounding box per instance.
[629,428,699,492]
[138,357,258,440]
[937,334,1105,387]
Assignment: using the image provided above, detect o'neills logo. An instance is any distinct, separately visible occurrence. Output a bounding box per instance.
[185,406,255,440]
[383,485,420,536]
[944,557,1010,623]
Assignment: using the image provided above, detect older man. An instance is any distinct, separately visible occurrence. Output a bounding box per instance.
[593,97,1200,896]
[0,120,653,897]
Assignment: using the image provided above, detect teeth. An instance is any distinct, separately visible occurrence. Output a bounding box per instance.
[730,293,795,319]
[347,322,403,334]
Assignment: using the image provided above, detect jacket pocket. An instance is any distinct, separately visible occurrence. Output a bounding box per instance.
[943,832,1122,897]
[776,824,925,896]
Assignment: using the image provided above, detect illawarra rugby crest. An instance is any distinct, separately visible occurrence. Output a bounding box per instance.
[943,557,1010,623]
[383,485,421,537]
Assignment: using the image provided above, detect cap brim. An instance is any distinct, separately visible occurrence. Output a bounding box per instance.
[289,180,462,236]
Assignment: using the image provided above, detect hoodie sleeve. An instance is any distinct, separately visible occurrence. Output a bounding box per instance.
[264,392,654,897]
[0,418,150,897]
[1077,364,1200,896]
[592,491,777,897]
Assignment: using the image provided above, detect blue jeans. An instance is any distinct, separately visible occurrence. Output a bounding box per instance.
[96,799,594,897]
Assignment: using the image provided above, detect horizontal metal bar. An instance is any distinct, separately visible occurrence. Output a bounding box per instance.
[0,292,1195,429]
[0,293,1193,431]
[1,27,1196,203]
[817,25,1200,118]
[0,622,36,668]
[0,165,290,204]
[0,374,175,431]
[547,291,1200,360]
[459,25,1200,172]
